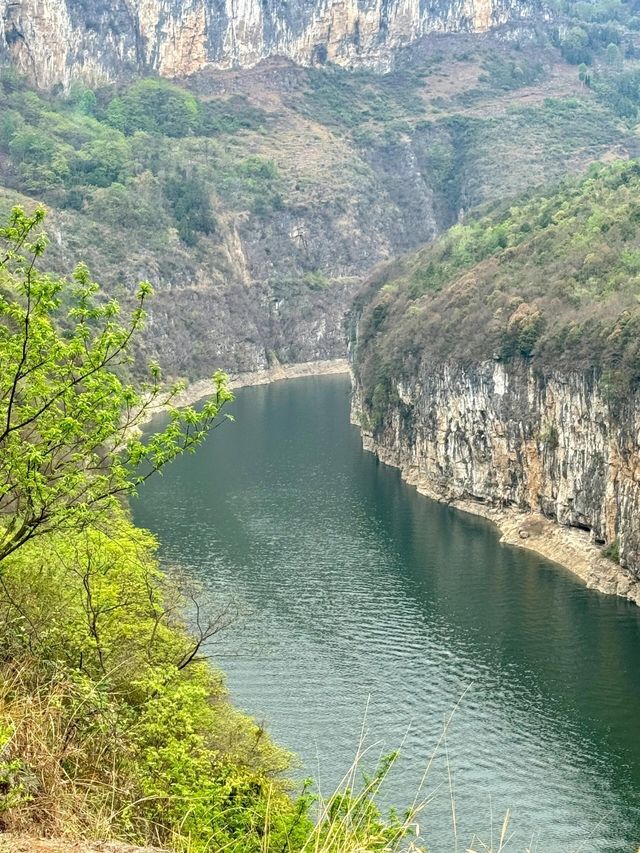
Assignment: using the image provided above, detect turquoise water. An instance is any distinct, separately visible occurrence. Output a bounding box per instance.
[133,375,640,851]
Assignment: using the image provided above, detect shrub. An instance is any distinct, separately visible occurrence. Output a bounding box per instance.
[106,79,200,137]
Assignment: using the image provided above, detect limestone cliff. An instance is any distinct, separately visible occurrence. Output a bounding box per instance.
[351,359,640,600]
[0,0,543,87]
[349,162,640,600]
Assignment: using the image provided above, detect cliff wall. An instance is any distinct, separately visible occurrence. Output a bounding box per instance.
[351,360,640,600]
[0,0,543,86]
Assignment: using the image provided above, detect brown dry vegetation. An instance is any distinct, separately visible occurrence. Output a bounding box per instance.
[0,836,166,852]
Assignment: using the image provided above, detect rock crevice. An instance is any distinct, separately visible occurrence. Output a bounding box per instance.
[351,360,640,603]
[0,0,543,86]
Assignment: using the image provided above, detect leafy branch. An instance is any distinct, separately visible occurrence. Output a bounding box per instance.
[0,205,233,566]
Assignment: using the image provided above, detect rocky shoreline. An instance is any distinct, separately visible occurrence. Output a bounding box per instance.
[180,358,349,405]
[357,428,640,608]
[138,358,349,427]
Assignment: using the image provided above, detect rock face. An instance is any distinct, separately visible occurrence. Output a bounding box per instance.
[0,0,542,87]
[351,359,640,584]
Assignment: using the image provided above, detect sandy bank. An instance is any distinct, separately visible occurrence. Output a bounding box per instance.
[137,358,349,428]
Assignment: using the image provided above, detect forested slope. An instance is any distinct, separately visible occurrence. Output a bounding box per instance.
[0,28,638,379]
[354,159,640,408]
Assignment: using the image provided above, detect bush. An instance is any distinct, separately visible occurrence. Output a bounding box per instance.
[106,79,200,137]
[165,171,217,245]
[603,538,620,562]
[0,516,308,850]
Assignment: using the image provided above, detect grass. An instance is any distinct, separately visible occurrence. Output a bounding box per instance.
[2,660,613,852]
[0,659,509,853]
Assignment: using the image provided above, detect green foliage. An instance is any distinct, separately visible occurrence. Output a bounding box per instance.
[106,79,200,137]
[0,72,270,237]
[105,82,266,140]
[560,26,592,64]
[591,66,640,120]
[0,35,636,387]
[354,159,640,426]
[73,132,132,187]
[198,95,266,135]
[215,155,285,214]
[479,55,546,91]
[269,270,331,297]
[554,0,640,119]
[578,62,592,85]
[604,538,620,562]
[67,80,97,116]
[0,206,233,564]
[165,171,217,245]
[302,64,426,130]
[0,513,312,851]
[8,129,71,193]
[0,206,421,852]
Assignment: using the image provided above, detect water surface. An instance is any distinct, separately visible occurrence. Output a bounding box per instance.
[133,375,640,851]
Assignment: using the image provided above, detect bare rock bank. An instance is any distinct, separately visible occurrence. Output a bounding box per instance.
[351,361,640,605]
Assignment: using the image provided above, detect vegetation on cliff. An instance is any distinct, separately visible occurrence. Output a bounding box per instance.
[0,28,638,379]
[353,159,640,425]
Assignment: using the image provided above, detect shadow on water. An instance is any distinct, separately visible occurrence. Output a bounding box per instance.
[133,375,640,852]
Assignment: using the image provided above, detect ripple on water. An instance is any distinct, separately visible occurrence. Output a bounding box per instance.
[133,376,640,853]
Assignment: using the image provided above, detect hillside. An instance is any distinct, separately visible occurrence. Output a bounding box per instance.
[353,159,640,409]
[0,31,638,379]
[351,159,640,582]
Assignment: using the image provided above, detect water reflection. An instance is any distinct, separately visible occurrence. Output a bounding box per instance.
[133,376,640,852]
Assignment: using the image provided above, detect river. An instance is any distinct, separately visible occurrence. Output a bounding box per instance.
[132,374,640,852]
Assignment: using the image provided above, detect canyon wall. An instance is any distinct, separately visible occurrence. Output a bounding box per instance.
[0,0,543,87]
[351,359,640,587]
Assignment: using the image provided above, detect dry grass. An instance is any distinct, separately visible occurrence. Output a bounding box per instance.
[0,659,132,842]
[0,671,564,853]
[0,836,167,852]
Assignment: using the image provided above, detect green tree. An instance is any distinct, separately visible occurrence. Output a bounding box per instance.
[605,41,624,68]
[578,62,592,86]
[8,129,70,191]
[106,79,200,137]
[74,132,132,187]
[67,80,97,115]
[561,26,592,64]
[0,205,233,566]
[165,171,217,245]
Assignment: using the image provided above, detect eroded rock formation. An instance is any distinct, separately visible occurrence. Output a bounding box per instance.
[351,359,640,592]
[0,0,543,86]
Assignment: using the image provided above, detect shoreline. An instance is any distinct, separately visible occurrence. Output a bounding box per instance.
[140,362,640,606]
[140,358,349,425]
[358,431,640,607]
[185,357,349,403]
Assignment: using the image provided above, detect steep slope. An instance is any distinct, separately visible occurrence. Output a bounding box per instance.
[0,0,544,86]
[0,34,636,379]
[351,160,640,593]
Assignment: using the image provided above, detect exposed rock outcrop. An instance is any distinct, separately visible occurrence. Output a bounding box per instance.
[351,360,640,602]
[0,0,545,87]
